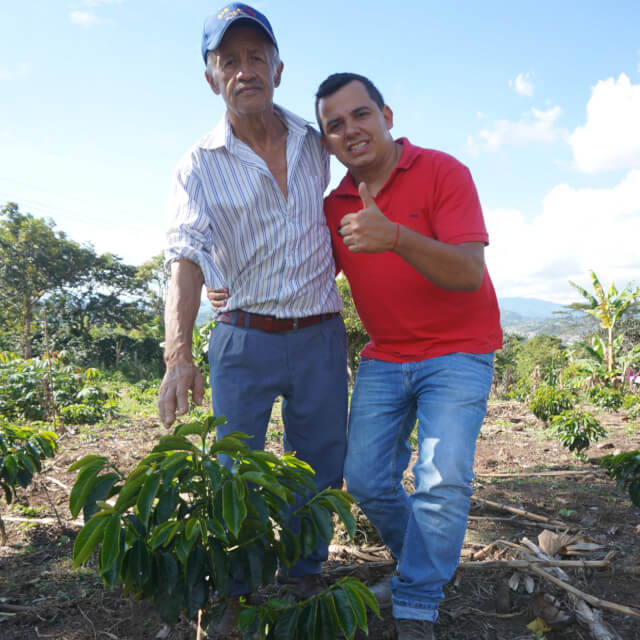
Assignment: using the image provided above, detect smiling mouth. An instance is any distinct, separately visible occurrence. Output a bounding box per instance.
[348,140,369,154]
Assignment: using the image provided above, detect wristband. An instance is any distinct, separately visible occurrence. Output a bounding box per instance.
[391,223,400,251]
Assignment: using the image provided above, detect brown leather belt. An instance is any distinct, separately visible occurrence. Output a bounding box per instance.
[217,310,340,333]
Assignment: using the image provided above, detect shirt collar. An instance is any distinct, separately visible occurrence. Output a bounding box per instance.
[197,104,313,151]
[331,137,421,197]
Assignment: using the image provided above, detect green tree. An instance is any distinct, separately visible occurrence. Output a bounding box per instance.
[0,203,91,357]
[515,334,567,385]
[568,270,640,374]
[135,252,169,323]
[336,276,368,381]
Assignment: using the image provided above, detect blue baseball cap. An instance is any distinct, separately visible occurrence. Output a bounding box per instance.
[201,3,278,63]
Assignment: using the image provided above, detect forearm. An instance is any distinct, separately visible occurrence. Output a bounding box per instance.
[394,226,485,291]
[164,260,204,365]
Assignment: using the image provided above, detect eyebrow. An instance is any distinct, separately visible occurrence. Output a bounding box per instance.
[325,105,371,129]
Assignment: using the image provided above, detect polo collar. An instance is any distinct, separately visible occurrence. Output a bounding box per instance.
[332,137,421,197]
[197,104,312,151]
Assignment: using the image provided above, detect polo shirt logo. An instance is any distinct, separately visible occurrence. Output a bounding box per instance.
[409,213,419,218]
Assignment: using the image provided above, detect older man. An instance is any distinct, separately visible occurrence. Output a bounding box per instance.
[159,3,348,615]
[315,73,502,640]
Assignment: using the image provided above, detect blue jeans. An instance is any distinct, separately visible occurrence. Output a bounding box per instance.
[209,315,348,580]
[344,352,494,622]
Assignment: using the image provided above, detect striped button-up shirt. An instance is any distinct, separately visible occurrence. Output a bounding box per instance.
[165,105,342,318]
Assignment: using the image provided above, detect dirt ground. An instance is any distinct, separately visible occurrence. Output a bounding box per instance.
[1,400,639,639]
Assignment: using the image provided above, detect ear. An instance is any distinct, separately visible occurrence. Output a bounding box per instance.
[273,60,284,88]
[205,70,220,95]
[383,105,394,131]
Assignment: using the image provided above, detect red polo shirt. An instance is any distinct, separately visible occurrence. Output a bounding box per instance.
[324,138,502,362]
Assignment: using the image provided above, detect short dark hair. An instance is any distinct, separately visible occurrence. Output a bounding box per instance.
[315,73,385,134]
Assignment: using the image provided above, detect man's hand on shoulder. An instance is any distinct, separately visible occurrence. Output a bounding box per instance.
[158,362,205,427]
[207,286,230,312]
[338,182,397,253]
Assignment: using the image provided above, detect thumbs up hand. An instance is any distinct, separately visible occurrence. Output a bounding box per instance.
[337,182,399,253]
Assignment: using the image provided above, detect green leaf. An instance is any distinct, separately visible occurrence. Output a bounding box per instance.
[73,514,109,567]
[126,539,151,587]
[175,420,206,438]
[343,578,380,617]
[99,513,122,572]
[136,472,161,529]
[81,472,119,520]
[67,454,108,473]
[239,470,288,501]
[160,452,191,486]
[152,435,195,453]
[273,605,300,640]
[210,540,230,597]
[300,516,318,558]
[205,517,229,542]
[310,503,333,543]
[332,588,357,638]
[316,596,338,640]
[157,552,179,595]
[222,479,247,538]
[343,583,367,633]
[297,600,318,640]
[69,459,109,518]
[114,467,150,512]
[149,521,182,550]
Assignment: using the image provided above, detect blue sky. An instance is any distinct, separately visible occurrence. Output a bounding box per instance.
[1,0,639,303]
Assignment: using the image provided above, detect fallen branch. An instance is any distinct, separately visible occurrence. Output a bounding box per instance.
[458,554,614,570]
[476,470,601,478]
[473,496,571,529]
[529,565,640,620]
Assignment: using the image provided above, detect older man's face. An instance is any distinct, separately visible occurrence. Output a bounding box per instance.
[206,24,282,117]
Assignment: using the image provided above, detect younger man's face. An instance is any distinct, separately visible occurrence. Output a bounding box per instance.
[317,80,393,173]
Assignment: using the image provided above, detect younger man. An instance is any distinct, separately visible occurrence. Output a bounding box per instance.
[315,73,502,639]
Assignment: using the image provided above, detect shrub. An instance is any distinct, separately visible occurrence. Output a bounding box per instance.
[600,450,640,508]
[59,403,105,425]
[529,385,576,423]
[69,413,379,637]
[586,386,623,411]
[0,353,115,422]
[550,409,606,457]
[0,421,57,540]
[506,378,532,402]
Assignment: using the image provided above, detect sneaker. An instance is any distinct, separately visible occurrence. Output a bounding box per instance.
[368,574,393,609]
[395,618,435,640]
[276,573,327,599]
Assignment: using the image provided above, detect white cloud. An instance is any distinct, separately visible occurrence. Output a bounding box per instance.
[569,73,640,174]
[511,72,535,97]
[467,106,567,153]
[485,170,640,303]
[0,62,31,81]
[70,10,101,25]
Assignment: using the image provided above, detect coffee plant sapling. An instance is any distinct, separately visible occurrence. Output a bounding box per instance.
[69,413,379,638]
[0,421,57,541]
[600,450,640,508]
[528,385,576,423]
[549,409,606,457]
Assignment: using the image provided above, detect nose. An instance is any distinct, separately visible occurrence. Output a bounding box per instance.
[236,58,257,80]
[344,116,359,137]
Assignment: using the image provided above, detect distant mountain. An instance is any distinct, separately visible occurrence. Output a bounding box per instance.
[499,297,567,319]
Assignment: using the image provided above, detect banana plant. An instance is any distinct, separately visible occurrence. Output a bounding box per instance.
[568,271,640,374]
[68,413,379,638]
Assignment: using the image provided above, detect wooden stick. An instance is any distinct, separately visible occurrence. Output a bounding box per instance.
[529,565,640,619]
[196,609,203,640]
[476,470,601,478]
[459,554,614,570]
[473,496,570,528]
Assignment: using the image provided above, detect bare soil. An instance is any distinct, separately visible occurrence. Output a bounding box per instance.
[1,401,639,639]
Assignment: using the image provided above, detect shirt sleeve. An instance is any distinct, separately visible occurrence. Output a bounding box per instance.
[164,160,226,289]
[430,158,489,246]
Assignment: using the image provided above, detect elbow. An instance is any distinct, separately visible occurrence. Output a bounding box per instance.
[458,262,485,292]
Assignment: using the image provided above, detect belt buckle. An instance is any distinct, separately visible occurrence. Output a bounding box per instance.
[292,318,299,330]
